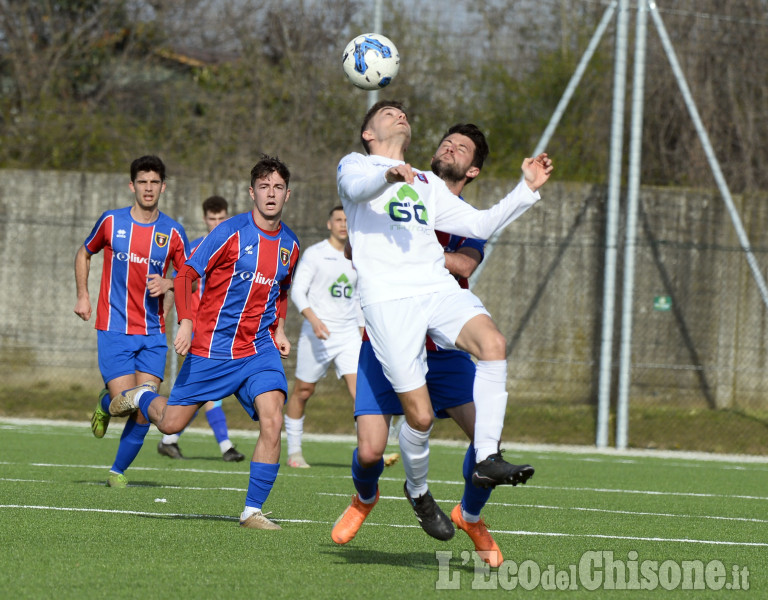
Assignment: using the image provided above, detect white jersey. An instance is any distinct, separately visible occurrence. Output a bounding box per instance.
[290,239,363,331]
[337,152,540,307]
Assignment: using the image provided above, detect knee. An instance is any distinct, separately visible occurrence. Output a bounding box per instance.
[406,412,433,433]
[357,442,385,466]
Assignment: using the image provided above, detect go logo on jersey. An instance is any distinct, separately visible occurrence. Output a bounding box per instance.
[329,273,353,298]
[385,185,429,224]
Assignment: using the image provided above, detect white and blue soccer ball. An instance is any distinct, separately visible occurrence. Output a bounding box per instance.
[342,33,400,91]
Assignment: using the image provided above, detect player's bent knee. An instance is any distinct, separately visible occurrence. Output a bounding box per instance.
[358,442,386,466]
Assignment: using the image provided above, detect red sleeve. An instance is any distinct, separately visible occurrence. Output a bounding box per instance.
[174,264,200,322]
[278,288,288,319]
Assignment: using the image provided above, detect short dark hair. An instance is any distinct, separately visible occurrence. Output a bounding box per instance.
[130,155,166,182]
[250,155,290,188]
[202,195,228,215]
[328,205,344,219]
[360,99,406,154]
[439,123,489,174]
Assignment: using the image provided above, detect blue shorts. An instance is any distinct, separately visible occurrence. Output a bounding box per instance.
[354,341,475,419]
[97,330,167,385]
[168,348,287,421]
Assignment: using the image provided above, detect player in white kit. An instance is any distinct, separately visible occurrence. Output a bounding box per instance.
[336,100,552,516]
[284,206,364,467]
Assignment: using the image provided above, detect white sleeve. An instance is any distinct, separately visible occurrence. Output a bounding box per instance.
[337,153,391,204]
[434,180,540,239]
[289,247,316,314]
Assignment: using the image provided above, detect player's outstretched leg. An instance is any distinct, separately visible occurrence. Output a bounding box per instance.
[91,388,111,438]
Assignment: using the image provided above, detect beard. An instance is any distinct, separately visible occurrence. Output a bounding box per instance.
[430,156,464,184]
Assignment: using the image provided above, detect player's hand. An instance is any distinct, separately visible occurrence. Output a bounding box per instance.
[146,274,172,297]
[74,297,92,321]
[312,320,330,341]
[275,330,291,358]
[522,153,553,192]
[174,320,193,356]
[385,163,415,185]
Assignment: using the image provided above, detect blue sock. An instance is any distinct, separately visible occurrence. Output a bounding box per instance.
[245,462,280,510]
[137,392,160,422]
[205,405,229,444]
[351,448,384,502]
[100,391,111,414]
[462,443,492,517]
[111,419,150,474]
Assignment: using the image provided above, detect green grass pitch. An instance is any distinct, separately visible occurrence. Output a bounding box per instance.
[1,418,765,598]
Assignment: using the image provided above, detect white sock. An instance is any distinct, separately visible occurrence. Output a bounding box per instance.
[473,360,508,462]
[284,415,304,456]
[462,508,481,523]
[399,422,432,498]
[132,388,149,407]
[241,506,262,521]
[162,433,180,444]
[219,439,233,453]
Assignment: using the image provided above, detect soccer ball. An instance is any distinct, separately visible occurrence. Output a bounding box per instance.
[342,33,400,91]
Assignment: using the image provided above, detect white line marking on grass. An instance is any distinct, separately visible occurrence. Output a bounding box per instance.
[318,492,768,524]
[5,503,763,548]
[7,461,768,502]
[483,501,768,525]
[0,504,239,521]
[4,417,768,464]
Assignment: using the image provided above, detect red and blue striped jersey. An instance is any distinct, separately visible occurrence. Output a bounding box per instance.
[84,206,189,335]
[185,211,300,359]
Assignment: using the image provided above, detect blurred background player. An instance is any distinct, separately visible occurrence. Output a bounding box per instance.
[157,195,245,462]
[284,206,363,468]
[75,155,189,488]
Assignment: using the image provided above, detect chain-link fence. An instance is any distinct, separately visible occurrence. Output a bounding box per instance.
[1,170,766,453]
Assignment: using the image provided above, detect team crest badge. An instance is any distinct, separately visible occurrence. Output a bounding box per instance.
[280,248,290,265]
[154,232,169,248]
[416,172,428,184]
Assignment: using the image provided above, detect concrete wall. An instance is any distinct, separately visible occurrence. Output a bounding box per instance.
[1,168,766,410]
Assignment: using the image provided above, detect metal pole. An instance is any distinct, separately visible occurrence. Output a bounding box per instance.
[648,2,768,309]
[470,0,618,287]
[367,0,383,109]
[616,0,649,450]
[596,0,630,448]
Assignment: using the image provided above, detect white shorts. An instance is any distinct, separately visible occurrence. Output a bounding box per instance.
[363,289,489,393]
[294,319,362,383]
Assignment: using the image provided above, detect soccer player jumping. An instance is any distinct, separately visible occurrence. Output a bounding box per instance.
[336,101,552,515]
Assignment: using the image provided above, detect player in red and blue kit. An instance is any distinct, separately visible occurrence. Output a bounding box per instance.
[74,155,189,488]
[156,195,245,463]
[109,156,300,530]
[332,124,534,567]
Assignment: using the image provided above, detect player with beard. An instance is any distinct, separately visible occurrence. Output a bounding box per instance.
[332,123,541,566]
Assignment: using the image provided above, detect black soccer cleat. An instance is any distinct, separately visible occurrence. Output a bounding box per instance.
[157,441,184,459]
[403,482,455,541]
[472,453,535,489]
[222,447,245,462]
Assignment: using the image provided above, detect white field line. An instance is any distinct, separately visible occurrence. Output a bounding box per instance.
[2,461,768,502]
[3,472,768,529]
[2,416,768,465]
[0,503,765,548]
